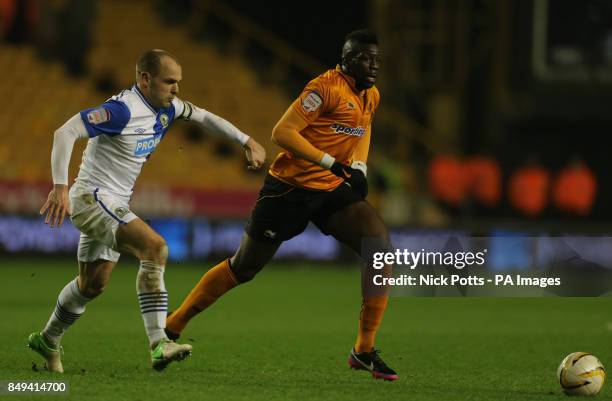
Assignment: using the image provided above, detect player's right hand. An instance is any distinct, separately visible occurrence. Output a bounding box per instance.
[330,162,368,198]
[40,184,71,228]
[244,137,266,171]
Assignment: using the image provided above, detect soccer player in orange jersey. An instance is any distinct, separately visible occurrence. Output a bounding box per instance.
[166,29,398,381]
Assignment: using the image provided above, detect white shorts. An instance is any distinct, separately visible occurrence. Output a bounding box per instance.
[69,184,138,262]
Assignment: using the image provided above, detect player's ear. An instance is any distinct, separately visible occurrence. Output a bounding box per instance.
[341,56,351,73]
[141,71,152,87]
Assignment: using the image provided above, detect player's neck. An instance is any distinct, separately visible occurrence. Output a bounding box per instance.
[135,83,160,111]
[339,65,365,93]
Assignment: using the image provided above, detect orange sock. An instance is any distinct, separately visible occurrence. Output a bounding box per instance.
[354,296,388,352]
[166,259,239,334]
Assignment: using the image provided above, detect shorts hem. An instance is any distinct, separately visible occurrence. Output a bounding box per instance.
[77,254,120,263]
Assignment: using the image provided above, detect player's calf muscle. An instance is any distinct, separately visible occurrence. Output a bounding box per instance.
[77,261,114,298]
[79,279,108,298]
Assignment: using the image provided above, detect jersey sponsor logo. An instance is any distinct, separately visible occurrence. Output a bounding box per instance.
[134,128,146,134]
[134,134,162,156]
[86,108,110,125]
[301,92,322,113]
[159,113,169,128]
[330,123,366,137]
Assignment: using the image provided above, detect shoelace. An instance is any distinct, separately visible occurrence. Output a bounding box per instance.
[369,349,389,368]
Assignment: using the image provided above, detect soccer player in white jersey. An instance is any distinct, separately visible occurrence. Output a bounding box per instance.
[28,49,266,372]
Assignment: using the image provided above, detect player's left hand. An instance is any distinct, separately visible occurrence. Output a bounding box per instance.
[330,162,368,198]
[244,137,266,170]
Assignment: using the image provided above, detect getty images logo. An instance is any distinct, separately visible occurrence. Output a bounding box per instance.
[330,123,365,137]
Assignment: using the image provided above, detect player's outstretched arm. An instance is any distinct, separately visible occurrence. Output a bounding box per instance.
[40,114,89,227]
[181,101,266,170]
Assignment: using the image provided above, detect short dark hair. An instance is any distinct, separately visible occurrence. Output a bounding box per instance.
[136,49,179,77]
[344,29,378,46]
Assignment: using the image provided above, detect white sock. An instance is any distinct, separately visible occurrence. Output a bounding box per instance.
[136,260,168,347]
[42,278,91,348]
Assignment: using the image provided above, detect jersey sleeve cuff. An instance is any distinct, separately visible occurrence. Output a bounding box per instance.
[319,153,336,169]
[351,160,367,176]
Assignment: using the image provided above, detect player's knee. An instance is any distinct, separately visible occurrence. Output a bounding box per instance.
[365,218,391,246]
[229,254,260,283]
[142,236,168,263]
[349,202,390,244]
[360,218,393,264]
[368,215,391,244]
[157,242,169,263]
[232,267,259,283]
[378,228,392,248]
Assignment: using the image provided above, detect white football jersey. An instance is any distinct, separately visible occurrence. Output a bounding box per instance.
[75,85,186,201]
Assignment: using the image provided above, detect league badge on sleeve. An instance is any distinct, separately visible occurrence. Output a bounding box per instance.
[86,108,110,125]
[301,92,322,113]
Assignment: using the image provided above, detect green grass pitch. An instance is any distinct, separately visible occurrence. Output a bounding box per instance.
[1,257,611,401]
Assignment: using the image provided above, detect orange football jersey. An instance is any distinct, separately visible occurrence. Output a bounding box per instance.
[269,65,380,190]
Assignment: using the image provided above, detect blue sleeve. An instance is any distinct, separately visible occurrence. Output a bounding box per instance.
[79,100,131,137]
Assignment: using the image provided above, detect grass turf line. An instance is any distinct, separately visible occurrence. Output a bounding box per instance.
[1,257,611,401]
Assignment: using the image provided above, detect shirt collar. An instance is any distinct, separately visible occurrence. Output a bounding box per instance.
[132,84,159,114]
[335,65,361,94]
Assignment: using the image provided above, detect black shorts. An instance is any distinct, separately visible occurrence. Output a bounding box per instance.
[245,174,363,242]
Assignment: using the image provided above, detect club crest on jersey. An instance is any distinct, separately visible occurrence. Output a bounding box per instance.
[135,133,162,156]
[330,123,366,137]
[347,101,356,110]
[114,207,130,219]
[86,108,110,125]
[159,113,169,128]
[301,92,322,113]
